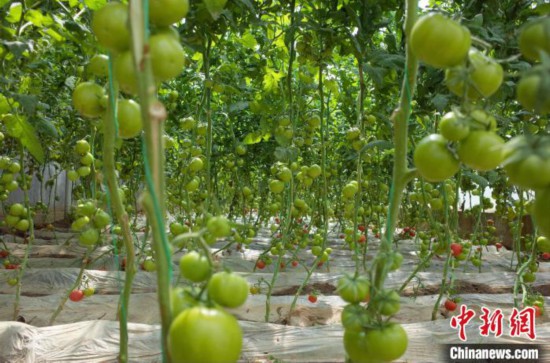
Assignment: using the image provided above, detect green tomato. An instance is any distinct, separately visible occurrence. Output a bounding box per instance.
[269,179,285,194]
[92,4,130,52]
[79,228,100,247]
[439,111,470,141]
[150,32,186,82]
[9,203,25,216]
[409,13,471,68]
[87,54,109,78]
[537,236,550,253]
[75,139,91,155]
[307,164,322,178]
[117,99,143,139]
[169,306,242,363]
[457,131,504,171]
[344,323,408,363]
[188,157,204,172]
[80,153,94,166]
[519,17,550,62]
[179,251,210,282]
[206,216,231,238]
[516,72,550,115]
[207,271,249,308]
[414,134,459,182]
[149,0,189,26]
[341,304,368,332]
[337,275,370,303]
[72,217,90,232]
[93,210,111,229]
[72,82,105,119]
[114,51,138,96]
[445,48,503,100]
[377,289,401,316]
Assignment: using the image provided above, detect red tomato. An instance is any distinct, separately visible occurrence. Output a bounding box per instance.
[256,260,266,270]
[308,294,318,303]
[444,299,457,311]
[291,260,299,267]
[69,290,84,302]
[450,243,463,257]
[358,235,366,244]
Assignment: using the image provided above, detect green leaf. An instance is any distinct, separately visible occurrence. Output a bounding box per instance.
[33,116,59,138]
[204,0,228,20]
[13,94,38,115]
[84,0,107,10]
[3,114,45,163]
[239,31,257,50]
[6,3,22,23]
[274,147,297,162]
[361,139,393,153]
[463,170,489,188]
[263,67,284,93]
[243,131,264,145]
[431,94,449,112]
[0,93,10,114]
[1,40,33,59]
[228,101,248,113]
[44,28,64,42]
[24,9,53,27]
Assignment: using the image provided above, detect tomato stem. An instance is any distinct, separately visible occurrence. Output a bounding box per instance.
[371,0,419,296]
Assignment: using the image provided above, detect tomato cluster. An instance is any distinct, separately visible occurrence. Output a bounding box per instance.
[69,287,95,302]
[0,154,23,202]
[338,271,408,361]
[4,202,30,232]
[170,250,246,362]
[70,198,112,247]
